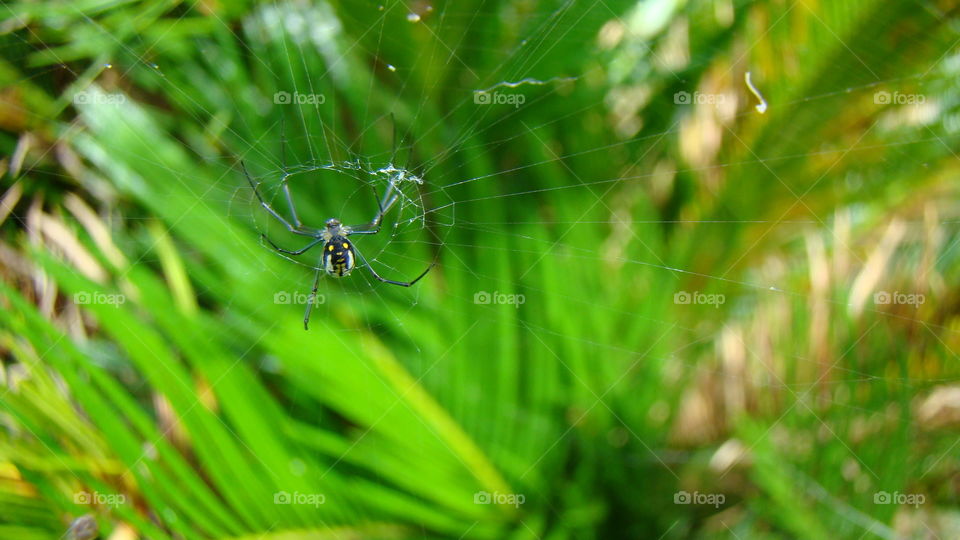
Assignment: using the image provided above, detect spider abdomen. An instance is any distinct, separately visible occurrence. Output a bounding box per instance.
[322,236,356,277]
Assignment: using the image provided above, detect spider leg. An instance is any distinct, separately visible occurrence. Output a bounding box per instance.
[347,182,387,234]
[281,177,301,227]
[262,234,324,255]
[353,246,434,287]
[304,266,322,330]
[278,118,301,227]
[379,174,401,216]
[242,160,318,237]
[347,227,381,235]
[348,176,403,234]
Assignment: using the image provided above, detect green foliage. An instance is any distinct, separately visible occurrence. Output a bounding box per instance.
[1,1,960,538]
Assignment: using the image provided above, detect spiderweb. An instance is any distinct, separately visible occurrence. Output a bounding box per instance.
[216,2,960,368]
[28,0,960,537]
[220,0,960,391]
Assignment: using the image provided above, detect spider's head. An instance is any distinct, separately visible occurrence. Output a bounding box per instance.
[325,218,342,230]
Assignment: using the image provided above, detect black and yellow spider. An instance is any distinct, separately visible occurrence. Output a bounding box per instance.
[243,162,432,329]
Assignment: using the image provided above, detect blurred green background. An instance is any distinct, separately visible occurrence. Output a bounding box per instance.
[2,0,960,538]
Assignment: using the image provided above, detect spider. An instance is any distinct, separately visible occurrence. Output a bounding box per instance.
[243,162,433,330]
